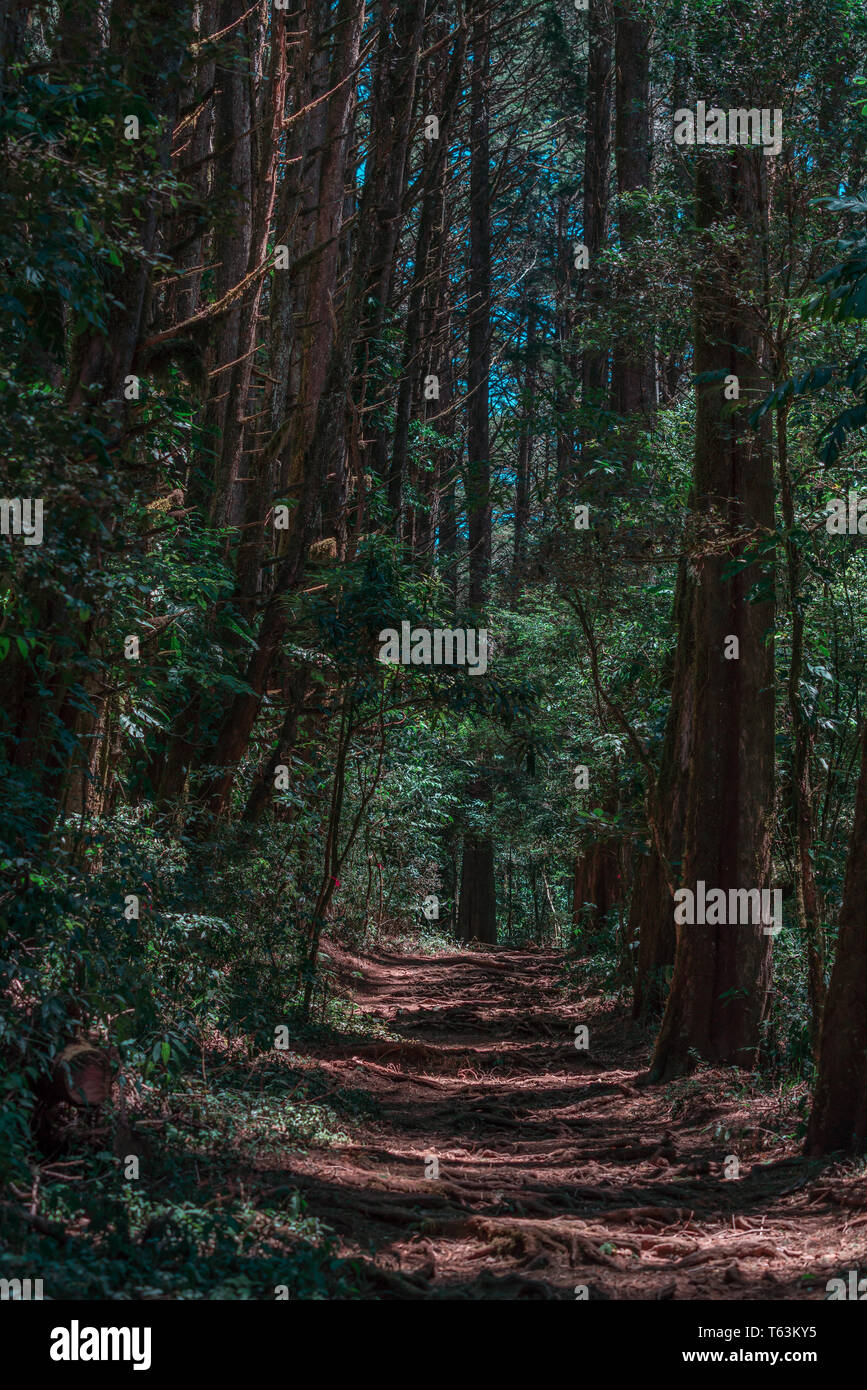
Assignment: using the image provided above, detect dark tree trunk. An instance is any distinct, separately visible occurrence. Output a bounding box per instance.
[191,0,253,522]
[512,310,537,587]
[777,396,826,1049]
[438,345,460,609]
[612,0,654,421]
[650,148,775,1079]
[805,718,867,1154]
[390,16,465,531]
[457,5,495,946]
[630,556,693,1017]
[195,0,366,823]
[242,668,311,823]
[277,0,359,525]
[458,834,497,946]
[580,0,612,408]
[573,837,627,937]
[348,0,426,549]
[464,7,492,612]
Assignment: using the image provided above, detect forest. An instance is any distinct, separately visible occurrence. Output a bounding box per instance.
[3,0,867,1313]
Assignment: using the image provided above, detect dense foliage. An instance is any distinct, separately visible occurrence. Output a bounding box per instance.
[3,0,867,1296]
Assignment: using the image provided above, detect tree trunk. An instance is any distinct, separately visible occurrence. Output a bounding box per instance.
[776,395,826,1050]
[390,15,465,532]
[512,310,537,587]
[195,0,366,823]
[612,0,654,421]
[458,832,497,946]
[572,841,625,935]
[348,0,426,547]
[580,0,612,408]
[630,556,693,1017]
[650,147,775,1079]
[457,5,495,946]
[805,717,867,1154]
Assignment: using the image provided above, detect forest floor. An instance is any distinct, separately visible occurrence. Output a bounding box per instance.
[270,945,867,1299]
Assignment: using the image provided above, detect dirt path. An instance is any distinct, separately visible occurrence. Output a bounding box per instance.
[279,947,864,1299]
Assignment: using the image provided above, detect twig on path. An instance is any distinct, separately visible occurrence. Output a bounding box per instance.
[348,1056,450,1090]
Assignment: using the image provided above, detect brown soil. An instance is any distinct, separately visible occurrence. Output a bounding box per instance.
[274,947,865,1299]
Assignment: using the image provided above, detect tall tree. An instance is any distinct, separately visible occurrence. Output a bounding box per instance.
[805,717,867,1153]
[196,0,367,821]
[579,0,612,412]
[457,2,496,944]
[650,147,775,1078]
[612,0,654,420]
